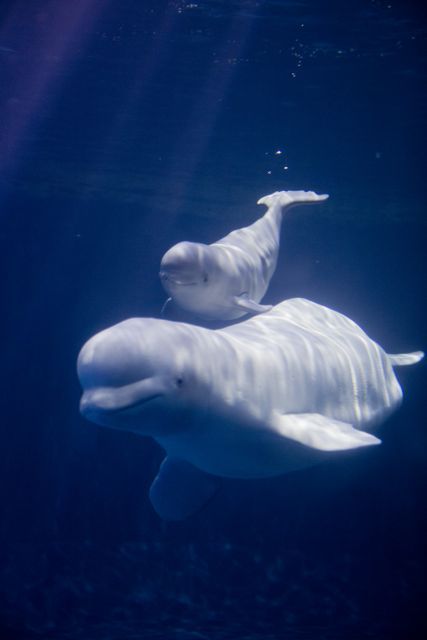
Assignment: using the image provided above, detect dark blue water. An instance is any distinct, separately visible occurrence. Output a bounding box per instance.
[1,1,426,638]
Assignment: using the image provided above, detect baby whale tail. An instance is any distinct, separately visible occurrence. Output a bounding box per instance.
[257,190,329,210]
[389,351,424,366]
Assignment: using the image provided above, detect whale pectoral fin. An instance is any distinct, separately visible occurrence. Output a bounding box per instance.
[272,412,381,452]
[232,294,272,315]
[149,457,220,520]
[388,350,424,366]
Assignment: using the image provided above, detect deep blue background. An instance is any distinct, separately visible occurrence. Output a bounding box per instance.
[0,1,426,638]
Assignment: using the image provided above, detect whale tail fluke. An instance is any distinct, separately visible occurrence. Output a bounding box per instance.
[257,190,329,211]
[389,351,424,366]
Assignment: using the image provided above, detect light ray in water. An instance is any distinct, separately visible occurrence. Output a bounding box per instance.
[0,0,110,192]
[79,5,181,199]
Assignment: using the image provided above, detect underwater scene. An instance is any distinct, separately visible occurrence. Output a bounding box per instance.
[1,1,426,638]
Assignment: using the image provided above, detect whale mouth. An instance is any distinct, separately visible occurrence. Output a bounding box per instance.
[80,389,163,416]
[159,272,197,286]
[170,279,197,286]
[109,393,163,414]
[79,376,167,418]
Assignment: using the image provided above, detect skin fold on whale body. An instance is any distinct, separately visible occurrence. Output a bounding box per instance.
[159,190,329,321]
[77,298,423,520]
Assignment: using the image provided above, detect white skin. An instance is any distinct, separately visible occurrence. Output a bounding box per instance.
[159,190,329,321]
[77,299,422,479]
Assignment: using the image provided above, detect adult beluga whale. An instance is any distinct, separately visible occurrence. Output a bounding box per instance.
[159,190,328,321]
[77,298,423,520]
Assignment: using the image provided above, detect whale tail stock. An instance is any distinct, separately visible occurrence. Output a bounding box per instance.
[388,351,424,366]
[257,190,329,212]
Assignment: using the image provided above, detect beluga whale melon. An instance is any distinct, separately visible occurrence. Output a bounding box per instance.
[77,298,423,520]
[159,190,328,321]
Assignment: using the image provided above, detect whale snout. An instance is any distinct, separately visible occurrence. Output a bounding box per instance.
[80,383,163,416]
[79,376,169,432]
[77,321,174,425]
[160,241,206,288]
[159,270,197,286]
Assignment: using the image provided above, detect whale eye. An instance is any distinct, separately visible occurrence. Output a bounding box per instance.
[202,274,209,283]
[176,377,184,387]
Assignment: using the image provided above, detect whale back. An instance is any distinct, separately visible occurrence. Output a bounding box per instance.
[218,298,403,431]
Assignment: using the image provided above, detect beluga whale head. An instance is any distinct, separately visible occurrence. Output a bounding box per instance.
[77,318,206,436]
[159,241,229,318]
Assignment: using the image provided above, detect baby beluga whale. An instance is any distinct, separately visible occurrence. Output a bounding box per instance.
[160,190,328,321]
[77,298,423,520]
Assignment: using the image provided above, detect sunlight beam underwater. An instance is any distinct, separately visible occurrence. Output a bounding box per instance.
[0,0,109,185]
